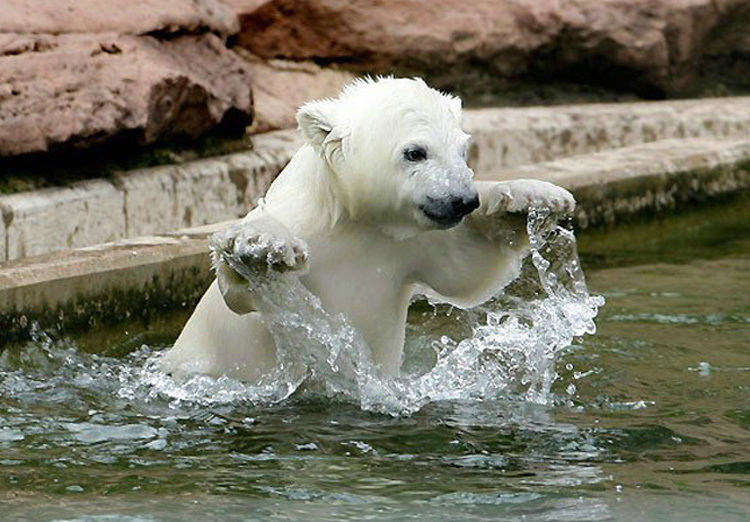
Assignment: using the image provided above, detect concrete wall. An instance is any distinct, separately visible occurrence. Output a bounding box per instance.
[0,180,127,260]
[0,130,301,262]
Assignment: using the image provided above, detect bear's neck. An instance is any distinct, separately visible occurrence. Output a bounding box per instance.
[264,145,347,237]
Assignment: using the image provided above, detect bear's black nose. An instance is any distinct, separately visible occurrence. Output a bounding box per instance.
[451,193,480,218]
[421,192,480,227]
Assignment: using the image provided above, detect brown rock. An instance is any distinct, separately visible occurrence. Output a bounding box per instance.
[1,0,238,35]
[234,0,750,98]
[222,0,272,14]
[0,0,256,158]
[0,33,253,156]
[238,51,355,132]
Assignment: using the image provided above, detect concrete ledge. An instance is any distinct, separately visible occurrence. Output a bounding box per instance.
[481,138,750,227]
[0,235,212,343]
[0,130,301,262]
[1,179,126,260]
[464,96,750,172]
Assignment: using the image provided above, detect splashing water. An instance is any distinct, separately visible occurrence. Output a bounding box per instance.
[123,208,603,416]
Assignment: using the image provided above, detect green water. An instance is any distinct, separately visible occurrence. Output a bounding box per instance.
[1,197,749,521]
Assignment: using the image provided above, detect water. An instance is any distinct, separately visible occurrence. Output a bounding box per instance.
[2,197,749,521]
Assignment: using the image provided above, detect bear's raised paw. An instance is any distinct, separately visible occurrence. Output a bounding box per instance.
[211,226,309,278]
[486,180,575,216]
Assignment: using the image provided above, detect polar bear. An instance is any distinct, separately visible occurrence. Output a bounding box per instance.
[162,77,574,382]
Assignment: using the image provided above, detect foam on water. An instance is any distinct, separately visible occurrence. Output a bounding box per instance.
[121,208,603,416]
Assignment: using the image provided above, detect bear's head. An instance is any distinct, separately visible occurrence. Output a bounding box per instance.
[297,77,479,237]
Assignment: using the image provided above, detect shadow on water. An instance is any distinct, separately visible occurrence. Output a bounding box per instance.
[578,192,750,269]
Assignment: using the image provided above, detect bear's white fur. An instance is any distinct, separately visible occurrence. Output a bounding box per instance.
[162,78,574,381]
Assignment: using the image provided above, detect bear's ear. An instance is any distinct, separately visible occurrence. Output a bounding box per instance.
[297,99,340,148]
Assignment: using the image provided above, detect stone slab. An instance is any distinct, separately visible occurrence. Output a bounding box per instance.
[114,165,180,238]
[0,235,212,342]
[115,129,300,237]
[0,180,127,260]
[3,99,750,332]
[0,130,301,261]
[0,236,206,296]
[464,97,750,172]
[479,138,750,227]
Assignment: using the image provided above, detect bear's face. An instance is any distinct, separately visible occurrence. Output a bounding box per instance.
[390,111,479,232]
[297,78,479,237]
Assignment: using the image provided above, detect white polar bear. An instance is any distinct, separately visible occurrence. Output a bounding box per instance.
[162,77,574,382]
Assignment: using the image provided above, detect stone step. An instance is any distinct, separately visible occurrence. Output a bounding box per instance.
[0,130,301,262]
[464,97,750,172]
[478,137,750,227]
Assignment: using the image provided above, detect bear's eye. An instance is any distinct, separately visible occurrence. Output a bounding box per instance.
[403,147,428,162]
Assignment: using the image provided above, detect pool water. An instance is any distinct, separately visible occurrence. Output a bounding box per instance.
[1,197,749,521]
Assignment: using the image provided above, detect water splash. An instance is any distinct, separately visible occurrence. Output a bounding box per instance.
[2,211,601,416]
[125,208,603,415]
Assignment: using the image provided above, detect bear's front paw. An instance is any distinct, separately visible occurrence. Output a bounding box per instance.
[487,180,575,215]
[211,227,309,276]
